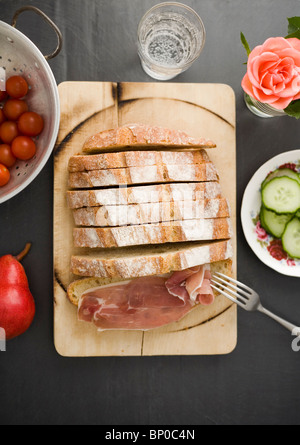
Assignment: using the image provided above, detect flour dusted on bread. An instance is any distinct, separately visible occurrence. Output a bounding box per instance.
[72,198,231,227]
[70,240,233,281]
[69,149,210,172]
[67,182,223,209]
[83,124,216,154]
[68,162,219,188]
[73,218,233,248]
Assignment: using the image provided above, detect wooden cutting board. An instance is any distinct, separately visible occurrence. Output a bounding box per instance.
[53,81,237,357]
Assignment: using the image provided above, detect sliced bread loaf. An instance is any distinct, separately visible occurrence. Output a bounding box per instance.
[83,124,216,154]
[70,240,233,280]
[68,163,219,188]
[69,149,210,172]
[72,198,230,227]
[73,218,232,248]
[67,182,222,209]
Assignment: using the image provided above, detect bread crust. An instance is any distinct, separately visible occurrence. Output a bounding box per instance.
[68,163,219,188]
[73,218,232,248]
[83,124,216,153]
[69,149,210,172]
[67,182,223,209]
[72,198,231,227]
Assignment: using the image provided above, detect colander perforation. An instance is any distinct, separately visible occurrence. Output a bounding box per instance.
[0,17,60,204]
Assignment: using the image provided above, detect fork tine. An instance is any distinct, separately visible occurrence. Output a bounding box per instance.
[210,284,245,308]
[214,272,253,293]
[211,279,248,305]
[212,275,250,299]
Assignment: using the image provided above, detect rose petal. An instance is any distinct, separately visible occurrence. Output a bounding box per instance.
[241,73,255,96]
[293,91,300,101]
[262,37,293,53]
[271,96,294,110]
[248,44,264,64]
[252,85,278,103]
[287,38,300,53]
[261,72,285,94]
[274,48,300,66]
[273,81,286,94]
[277,62,294,84]
[273,76,300,98]
[259,59,281,75]
[250,52,279,86]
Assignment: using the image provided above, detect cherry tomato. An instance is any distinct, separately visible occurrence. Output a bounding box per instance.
[0,91,7,102]
[0,109,6,125]
[0,144,16,168]
[3,99,28,121]
[0,163,10,186]
[6,76,29,99]
[11,136,36,161]
[0,121,19,144]
[18,111,44,137]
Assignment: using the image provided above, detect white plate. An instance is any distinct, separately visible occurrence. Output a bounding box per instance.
[241,150,300,277]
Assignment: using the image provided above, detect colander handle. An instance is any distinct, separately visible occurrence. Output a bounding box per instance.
[11,5,63,61]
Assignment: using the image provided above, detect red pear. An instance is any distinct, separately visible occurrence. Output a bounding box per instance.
[0,243,35,340]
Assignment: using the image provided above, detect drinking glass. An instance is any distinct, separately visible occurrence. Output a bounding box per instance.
[137,2,206,81]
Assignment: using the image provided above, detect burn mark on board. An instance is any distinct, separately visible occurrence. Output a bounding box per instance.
[117,82,124,102]
[111,83,118,102]
[118,98,139,110]
[54,269,67,294]
[54,107,114,158]
[141,332,145,356]
[116,94,234,128]
[54,113,96,158]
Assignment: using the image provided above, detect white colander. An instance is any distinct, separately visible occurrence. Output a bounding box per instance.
[0,6,62,204]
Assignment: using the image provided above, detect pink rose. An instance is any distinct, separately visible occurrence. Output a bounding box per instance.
[242,37,300,109]
[256,221,268,241]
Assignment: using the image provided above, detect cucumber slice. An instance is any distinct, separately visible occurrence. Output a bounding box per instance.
[260,207,293,238]
[262,168,300,189]
[259,206,266,228]
[262,177,300,214]
[282,217,300,259]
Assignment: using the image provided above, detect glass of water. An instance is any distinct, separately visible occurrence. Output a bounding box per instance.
[137,2,206,81]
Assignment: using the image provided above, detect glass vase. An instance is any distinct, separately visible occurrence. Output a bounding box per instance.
[244,93,286,118]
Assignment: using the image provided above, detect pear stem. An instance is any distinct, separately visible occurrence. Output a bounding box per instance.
[15,243,32,262]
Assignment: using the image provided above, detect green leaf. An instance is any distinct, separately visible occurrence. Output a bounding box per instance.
[285,30,300,39]
[240,32,251,57]
[284,100,300,119]
[287,17,300,34]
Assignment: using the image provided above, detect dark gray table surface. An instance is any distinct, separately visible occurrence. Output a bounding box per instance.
[0,0,300,426]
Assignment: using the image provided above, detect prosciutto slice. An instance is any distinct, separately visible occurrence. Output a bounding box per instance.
[78,266,214,331]
[166,266,214,306]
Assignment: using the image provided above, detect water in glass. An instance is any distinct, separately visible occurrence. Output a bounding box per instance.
[138,3,205,81]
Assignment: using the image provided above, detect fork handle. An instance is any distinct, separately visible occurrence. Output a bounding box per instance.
[258,305,298,333]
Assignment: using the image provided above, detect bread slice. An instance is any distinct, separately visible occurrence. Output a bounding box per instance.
[67,259,233,307]
[69,149,210,172]
[72,198,230,227]
[67,182,222,209]
[70,239,233,279]
[73,218,232,248]
[83,124,216,154]
[69,163,219,188]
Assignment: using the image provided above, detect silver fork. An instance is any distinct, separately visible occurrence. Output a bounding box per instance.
[211,272,299,334]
